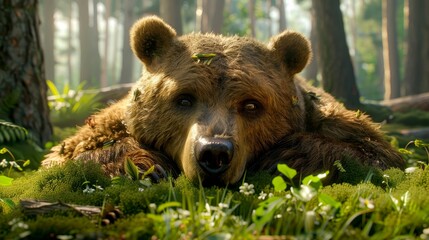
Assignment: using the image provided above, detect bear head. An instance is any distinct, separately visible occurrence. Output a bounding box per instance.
[126,16,311,186]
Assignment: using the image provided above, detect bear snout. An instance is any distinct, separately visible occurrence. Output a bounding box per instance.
[195,137,234,175]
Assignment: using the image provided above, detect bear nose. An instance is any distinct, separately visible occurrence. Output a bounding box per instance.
[195,137,234,175]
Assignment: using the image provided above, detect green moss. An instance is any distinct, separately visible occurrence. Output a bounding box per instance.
[106,213,155,239]
[392,110,429,127]
[335,156,384,185]
[26,216,94,240]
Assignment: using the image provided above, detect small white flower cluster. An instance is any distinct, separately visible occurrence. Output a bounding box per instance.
[82,184,104,194]
[420,227,429,239]
[8,218,30,238]
[239,182,255,195]
[138,177,152,192]
[258,191,274,200]
[0,159,21,170]
[150,200,247,238]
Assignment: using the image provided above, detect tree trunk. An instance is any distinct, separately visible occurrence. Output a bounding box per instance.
[90,0,101,88]
[160,0,183,35]
[0,0,53,145]
[77,0,100,88]
[42,0,55,83]
[200,0,225,34]
[311,0,361,108]
[119,0,135,84]
[67,0,73,87]
[101,0,110,88]
[305,8,318,83]
[248,0,256,37]
[382,0,401,100]
[278,0,286,32]
[404,0,424,96]
[422,1,429,92]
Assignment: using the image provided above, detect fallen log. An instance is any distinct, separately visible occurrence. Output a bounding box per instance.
[48,83,133,105]
[381,92,429,112]
[20,199,122,225]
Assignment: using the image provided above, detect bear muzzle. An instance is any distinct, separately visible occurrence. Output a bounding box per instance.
[195,137,234,175]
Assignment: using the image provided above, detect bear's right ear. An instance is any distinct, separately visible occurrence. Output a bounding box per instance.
[130,16,176,66]
[268,30,311,76]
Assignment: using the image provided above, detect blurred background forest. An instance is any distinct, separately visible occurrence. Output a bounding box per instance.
[35,0,429,100]
[1,0,429,156]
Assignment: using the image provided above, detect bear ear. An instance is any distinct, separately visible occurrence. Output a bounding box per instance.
[130,16,177,66]
[268,30,312,75]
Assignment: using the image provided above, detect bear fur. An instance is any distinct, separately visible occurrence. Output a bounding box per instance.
[43,16,404,185]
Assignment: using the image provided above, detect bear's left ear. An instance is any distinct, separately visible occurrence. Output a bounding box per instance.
[130,16,177,67]
[268,30,312,75]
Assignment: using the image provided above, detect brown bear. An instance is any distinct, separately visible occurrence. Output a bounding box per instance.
[43,16,404,186]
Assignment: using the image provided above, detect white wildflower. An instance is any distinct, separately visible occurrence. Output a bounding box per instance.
[239,182,255,195]
[94,185,104,191]
[83,185,95,194]
[9,161,19,169]
[138,187,145,192]
[149,203,157,210]
[405,167,418,174]
[0,159,8,168]
[258,191,267,200]
[359,197,375,209]
[218,203,229,209]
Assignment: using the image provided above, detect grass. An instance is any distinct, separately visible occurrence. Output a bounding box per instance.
[1,141,429,239]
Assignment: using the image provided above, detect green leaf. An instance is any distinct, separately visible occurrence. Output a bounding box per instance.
[302,171,328,190]
[414,139,429,148]
[23,160,30,167]
[47,80,60,97]
[277,164,297,180]
[141,165,155,179]
[272,176,287,192]
[318,193,341,209]
[156,201,181,213]
[252,196,284,230]
[0,147,7,154]
[0,175,13,186]
[124,158,139,181]
[0,198,16,209]
[398,148,413,155]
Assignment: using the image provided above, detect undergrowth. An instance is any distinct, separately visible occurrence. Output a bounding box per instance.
[0,140,429,239]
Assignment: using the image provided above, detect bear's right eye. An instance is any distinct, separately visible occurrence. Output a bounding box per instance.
[176,94,195,108]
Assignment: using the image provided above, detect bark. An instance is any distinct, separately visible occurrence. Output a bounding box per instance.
[305,8,318,83]
[67,0,73,86]
[382,0,401,100]
[381,92,429,112]
[404,0,424,95]
[77,0,100,88]
[311,0,361,108]
[160,0,183,35]
[248,0,256,37]
[90,0,101,87]
[278,0,286,32]
[119,0,135,84]
[423,1,429,92]
[101,0,110,88]
[42,0,55,82]
[200,0,225,34]
[0,0,53,145]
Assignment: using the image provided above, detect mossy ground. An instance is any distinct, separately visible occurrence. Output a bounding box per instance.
[1,155,429,239]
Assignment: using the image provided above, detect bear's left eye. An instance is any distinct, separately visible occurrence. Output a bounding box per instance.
[239,99,263,117]
[176,94,195,108]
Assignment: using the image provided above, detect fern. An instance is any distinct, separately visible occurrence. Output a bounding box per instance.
[0,119,28,144]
